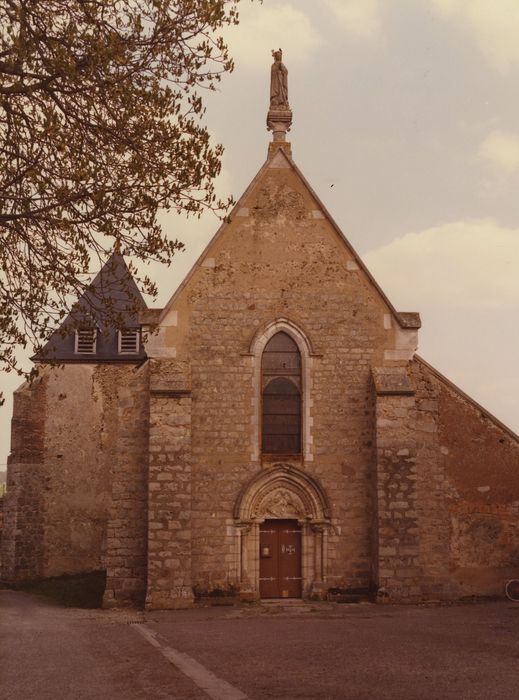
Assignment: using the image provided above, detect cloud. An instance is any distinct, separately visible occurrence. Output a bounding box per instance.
[364,218,519,432]
[324,0,381,39]
[479,130,519,173]
[431,0,519,72]
[363,219,519,311]
[224,2,321,70]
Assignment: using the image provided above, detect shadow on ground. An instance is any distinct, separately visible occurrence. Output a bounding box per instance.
[0,570,106,608]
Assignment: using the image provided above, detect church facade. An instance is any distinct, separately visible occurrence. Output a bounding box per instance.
[2,66,519,608]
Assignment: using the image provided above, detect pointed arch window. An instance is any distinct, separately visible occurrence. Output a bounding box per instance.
[261,332,301,454]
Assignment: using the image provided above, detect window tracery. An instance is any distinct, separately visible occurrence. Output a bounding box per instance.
[261,332,301,454]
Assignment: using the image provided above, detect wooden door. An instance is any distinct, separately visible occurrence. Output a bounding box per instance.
[259,519,302,598]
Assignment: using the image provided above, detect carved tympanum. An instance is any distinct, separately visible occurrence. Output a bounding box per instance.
[252,487,306,519]
[233,463,331,523]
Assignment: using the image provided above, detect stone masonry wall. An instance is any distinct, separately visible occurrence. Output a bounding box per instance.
[412,358,519,598]
[373,368,422,602]
[1,376,46,581]
[146,359,193,609]
[411,360,458,600]
[150,150,412,598]
[2,364,136,584]
[104,363,150,607]
[374,359,519,602]
[185,207,385,592]
[42,364,125,577]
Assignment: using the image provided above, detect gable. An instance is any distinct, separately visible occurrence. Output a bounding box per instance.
[145,146,419,363]
[158,147,419,332]
[34,252,147,363]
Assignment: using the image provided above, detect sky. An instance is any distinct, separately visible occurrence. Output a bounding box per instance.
[1,0,519,471]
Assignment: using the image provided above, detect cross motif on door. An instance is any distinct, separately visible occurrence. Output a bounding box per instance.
[282,544,296,555]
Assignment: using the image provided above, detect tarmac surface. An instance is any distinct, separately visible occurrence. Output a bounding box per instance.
[2,590,519,699]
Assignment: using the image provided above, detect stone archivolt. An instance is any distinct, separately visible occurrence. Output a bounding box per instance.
[234,463,330,524]
[248,317,315,357]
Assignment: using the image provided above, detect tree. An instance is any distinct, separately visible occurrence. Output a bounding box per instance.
[0,0,243,383]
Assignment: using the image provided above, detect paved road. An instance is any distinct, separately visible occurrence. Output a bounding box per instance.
[2,591,519,699]
[0,591,205,699]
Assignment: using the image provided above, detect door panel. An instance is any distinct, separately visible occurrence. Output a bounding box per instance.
[258,525,278,598]
[259,519,302,598]
[278,523,302,598]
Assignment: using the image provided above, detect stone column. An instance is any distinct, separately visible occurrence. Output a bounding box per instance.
[311,524,324,583]
[145,360,194,609]
[237,524,251,586]
[372,367,422,603]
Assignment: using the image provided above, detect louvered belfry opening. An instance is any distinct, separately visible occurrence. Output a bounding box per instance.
[75,328,97,354]
[261,332,302,455]
[119,329,140,354]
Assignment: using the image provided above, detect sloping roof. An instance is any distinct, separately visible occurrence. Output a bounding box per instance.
[158,145,420,330]
[415,355,519,442]
[33,252,147,363]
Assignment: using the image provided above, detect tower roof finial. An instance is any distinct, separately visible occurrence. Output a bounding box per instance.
[267,48,293,152]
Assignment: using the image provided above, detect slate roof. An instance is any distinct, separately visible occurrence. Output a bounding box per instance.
[33,252,147,363]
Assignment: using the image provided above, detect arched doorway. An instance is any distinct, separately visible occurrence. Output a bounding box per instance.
[234,464,331,599]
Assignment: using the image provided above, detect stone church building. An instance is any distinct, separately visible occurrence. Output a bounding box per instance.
[2,58,519,608]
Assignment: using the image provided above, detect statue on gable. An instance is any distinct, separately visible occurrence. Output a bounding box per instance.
[267,49,293,140]
[270,48,289,108]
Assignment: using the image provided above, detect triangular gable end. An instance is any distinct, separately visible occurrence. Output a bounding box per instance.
[33,252,147,362]
[158,146,420,331]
